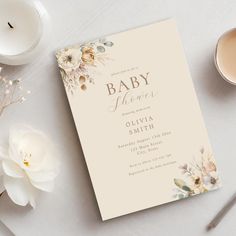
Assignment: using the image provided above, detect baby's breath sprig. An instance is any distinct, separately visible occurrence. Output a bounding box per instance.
[0,67,30,116]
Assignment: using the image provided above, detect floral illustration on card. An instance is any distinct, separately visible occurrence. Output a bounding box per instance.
[173,147,220,200]
[56,38,113,94]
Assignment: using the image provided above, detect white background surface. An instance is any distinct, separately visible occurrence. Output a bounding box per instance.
[0,0,236,235]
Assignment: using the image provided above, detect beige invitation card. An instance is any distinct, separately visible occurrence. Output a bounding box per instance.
[56,19,220,220]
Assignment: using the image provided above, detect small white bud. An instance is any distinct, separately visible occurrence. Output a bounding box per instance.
[20,97,26,103]
[5,89,10,94]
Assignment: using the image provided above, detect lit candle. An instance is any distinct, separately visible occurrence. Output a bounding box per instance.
[0,0,50,65]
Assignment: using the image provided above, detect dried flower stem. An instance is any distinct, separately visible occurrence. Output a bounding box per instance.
[0,68,30,116]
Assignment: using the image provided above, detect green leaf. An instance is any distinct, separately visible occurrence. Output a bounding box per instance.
[174,178,186,188]
[97,46,105,53]
[182,185,192,192]
[174,178,192,192]
[104,41,114,47]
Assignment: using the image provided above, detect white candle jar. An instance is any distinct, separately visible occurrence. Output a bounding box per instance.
[0,0,50,65]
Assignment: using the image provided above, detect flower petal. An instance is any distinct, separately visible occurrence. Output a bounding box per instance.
[0,176,5,194]
[9,124,33,145]
[8,125,29,163]
[30,180,54,192]
[0,163,3,176]
[18,132,47,165]
[30,198,36,208]
[0,146,8,160]
[2,160,24,178]
[26,151,60,182]
[3,175,29,206]
[8,125,45,165]
[28,186,38,209]
[27,169,58,182]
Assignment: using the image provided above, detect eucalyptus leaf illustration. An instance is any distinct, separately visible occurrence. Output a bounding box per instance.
[174,178,186,188]
[174,178,191,192]
[80,46,85,52]
[178,194,185,199]
[97,46,105,53]
[99,38,106,43]
[104,41,114,47]
[182,185,192,192]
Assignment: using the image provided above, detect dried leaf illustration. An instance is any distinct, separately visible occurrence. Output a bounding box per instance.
[79,76,86,84]
[81,84,87,91]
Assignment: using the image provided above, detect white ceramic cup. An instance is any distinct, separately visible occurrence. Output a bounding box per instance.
[215,28,236,85]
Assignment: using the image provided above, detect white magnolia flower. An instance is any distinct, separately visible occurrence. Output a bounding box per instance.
[0,125,60,208]
[57,47,82,70]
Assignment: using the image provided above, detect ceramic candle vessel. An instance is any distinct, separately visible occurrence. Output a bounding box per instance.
[0,0,50,65]
[215,28,236,85]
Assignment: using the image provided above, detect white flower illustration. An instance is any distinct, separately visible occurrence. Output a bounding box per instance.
[57,48,82,70]
[56,38,114,93]
[0,125,60,208]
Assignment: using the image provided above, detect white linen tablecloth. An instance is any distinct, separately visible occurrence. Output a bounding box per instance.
[1,0,236,235]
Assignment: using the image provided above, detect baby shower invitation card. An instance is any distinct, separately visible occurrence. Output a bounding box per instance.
[56,19,220,220]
